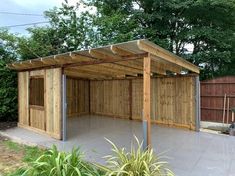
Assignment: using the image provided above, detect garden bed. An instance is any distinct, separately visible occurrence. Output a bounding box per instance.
[0,122,17,131]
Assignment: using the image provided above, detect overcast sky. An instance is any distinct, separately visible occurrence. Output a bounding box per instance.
[0,0,80,35]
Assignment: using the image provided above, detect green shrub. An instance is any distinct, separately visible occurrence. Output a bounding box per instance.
[99,137,174,176]
[24,145,103,176]
[0,61,17,122]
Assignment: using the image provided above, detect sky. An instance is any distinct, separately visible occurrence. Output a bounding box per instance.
[0,0,83,35]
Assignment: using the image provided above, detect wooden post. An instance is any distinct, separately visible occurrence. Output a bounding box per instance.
[232,111,234,122]
[227,97,230,124]
[222,94,227,126]
[143,55,151,148]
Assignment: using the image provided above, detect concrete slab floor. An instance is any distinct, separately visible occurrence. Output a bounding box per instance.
[1,115,235,176]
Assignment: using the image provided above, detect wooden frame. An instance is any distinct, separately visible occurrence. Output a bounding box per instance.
[11,40,200,145]
[8,39,200,77]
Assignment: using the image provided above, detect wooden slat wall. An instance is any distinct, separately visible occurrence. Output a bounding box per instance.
[18,68,62,139]
[132,79,143,120]
[18,72,29,126]
[90,80,130,118]
[90,76,196,130]
[45,68,62,139]
[30,108,45,130]
[67,77,89,117]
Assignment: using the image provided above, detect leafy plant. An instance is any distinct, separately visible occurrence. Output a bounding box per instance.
[24,145,103,176]
[0,30,18,121]
[98,136,174,176]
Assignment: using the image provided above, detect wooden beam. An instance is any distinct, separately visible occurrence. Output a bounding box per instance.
[69,53,92,62]
[29,59,44,66]
[89,48,123,60]
[12,62,34,69]
[54,55,74,64]
[64,53,147,68]
[71,53,140,75]
[150,55,182,74]
[40,57,58,65]
[110,45,135,56]
[137,40,200,74]
[64,70,108,79]
[134,59,166,75]
[88,49,146,74]
[66,67,121,78]
[143,55,151,148]
[73,65,137,77]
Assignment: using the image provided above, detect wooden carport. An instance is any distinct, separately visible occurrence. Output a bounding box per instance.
[9,39,200,147]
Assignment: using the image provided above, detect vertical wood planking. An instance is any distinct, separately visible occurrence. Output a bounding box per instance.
[131,76,196,130]
[30,108,45,130]
[18,72,29,125]
[45,68,62,139]
[129,79,133,120]
[66,77,89,117]
[90,79,130,118]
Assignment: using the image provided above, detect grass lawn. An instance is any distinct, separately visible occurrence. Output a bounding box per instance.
[0,135,45,176]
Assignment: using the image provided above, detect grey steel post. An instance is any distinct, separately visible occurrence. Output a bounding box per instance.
[62,74,67,141]
[142,110,148,150]
[195,76,201,132]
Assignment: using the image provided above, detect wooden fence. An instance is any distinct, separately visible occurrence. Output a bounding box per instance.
[90,76,196,130]
[201,76,235,123]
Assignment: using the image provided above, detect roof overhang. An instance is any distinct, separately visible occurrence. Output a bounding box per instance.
[8,39,200,79]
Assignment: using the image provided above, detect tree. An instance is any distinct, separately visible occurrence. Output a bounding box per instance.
[0,29,18,121]
[88,0,235,80]
[7,0,235,80]
[17,2,97,60]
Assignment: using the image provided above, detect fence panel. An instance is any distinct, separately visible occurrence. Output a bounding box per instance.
[201,76,235,123]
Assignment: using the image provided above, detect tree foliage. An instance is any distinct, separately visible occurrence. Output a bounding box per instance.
[0,0,234,121]
[89,0,235,79]
[12,0,235,79]
[0,30,18,121]
[18,3,97,60]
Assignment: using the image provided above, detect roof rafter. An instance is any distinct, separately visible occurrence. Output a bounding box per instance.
[8,39,199,76]
[137,40,200,74]
[110,45,135,56]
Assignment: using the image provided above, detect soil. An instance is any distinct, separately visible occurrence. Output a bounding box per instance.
[0,135,25,175]
[0,121,17,131]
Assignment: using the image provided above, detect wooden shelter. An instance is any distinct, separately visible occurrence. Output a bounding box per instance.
[9,39,200,146]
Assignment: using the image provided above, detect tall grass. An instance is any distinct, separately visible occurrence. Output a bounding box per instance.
[9,137,174,176]
[100,136,174,176]
[23,145,103,176]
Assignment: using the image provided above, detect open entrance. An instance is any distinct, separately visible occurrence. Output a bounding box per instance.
[64,75,199,142]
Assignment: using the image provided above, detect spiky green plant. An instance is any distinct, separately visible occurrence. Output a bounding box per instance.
[99,136,174,176]
[23,145,103,176]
